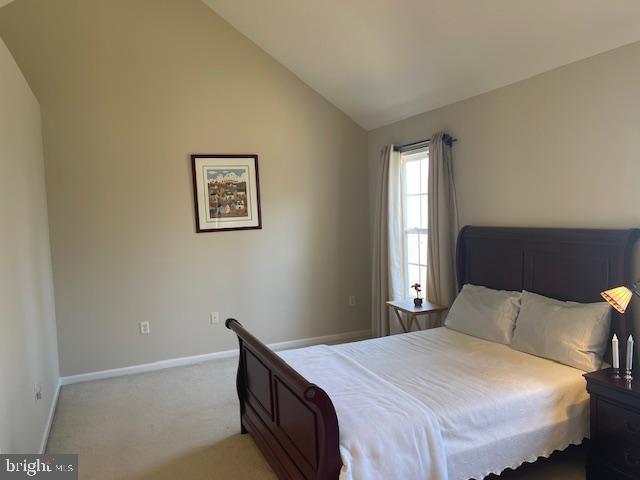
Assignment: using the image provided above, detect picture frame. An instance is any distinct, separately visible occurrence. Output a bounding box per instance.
[191,154,262,233]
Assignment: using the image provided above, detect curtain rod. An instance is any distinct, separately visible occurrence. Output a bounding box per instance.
[394,134,457,152]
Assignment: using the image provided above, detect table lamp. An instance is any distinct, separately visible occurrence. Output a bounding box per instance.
[601,282,639,314]
[601,282,639,381]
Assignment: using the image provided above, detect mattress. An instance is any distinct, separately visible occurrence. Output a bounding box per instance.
[329,327,589,480]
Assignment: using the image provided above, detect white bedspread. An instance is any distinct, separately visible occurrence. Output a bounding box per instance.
[333,328,589,480]
[282,327,589,480]
[279,344,448,480]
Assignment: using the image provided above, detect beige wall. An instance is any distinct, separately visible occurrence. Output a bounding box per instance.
[0,37,59,453]
[368,41,640,336]
[0,0,370,377]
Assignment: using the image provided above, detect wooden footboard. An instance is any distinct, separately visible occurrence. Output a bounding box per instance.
[225,319,341,480]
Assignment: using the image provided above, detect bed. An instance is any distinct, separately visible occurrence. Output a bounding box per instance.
[226,226,638,480]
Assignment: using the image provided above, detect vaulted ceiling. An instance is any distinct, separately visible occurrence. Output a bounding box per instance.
[2,0,640,130]
[204,0,640,130]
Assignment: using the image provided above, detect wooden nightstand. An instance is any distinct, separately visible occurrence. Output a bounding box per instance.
[584,368,640,479]
[385,299,448,333]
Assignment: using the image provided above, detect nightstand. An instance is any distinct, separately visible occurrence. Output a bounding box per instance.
[584,368,640,479]
[385,299,448,333]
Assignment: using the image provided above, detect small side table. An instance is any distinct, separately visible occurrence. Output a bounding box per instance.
[584,368,640,479]
[386,299,448,333]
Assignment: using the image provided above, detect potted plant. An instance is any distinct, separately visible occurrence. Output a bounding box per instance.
[412,283,423,306]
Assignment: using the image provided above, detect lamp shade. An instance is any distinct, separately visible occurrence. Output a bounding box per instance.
[601,286,633,314]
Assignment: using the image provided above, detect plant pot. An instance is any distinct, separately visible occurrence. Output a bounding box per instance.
[414,297,423,307]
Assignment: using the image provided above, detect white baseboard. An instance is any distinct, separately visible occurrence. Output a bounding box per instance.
[40,379,61,454]
[60,329,371,386]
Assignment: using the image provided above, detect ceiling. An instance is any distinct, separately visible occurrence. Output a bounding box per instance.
[2,0,639,130]
[204,0,640,130]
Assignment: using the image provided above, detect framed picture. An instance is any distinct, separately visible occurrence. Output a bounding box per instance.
[191,154,262,233]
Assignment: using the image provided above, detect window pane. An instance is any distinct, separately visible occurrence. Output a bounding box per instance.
[420,266,427,289]
[407,233,419,265]
[419,233,428,265]
[408,264,420,292]
[405,161,420,195]
[420,157,429,193]
[406,196,420,229]
[421,194,428,229]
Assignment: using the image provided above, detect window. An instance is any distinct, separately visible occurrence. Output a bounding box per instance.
[401,148,428,297]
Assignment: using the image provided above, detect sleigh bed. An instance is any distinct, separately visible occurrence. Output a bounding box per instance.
[226,226,638,479]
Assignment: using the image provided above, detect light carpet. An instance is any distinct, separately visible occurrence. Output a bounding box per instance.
[46,357,585,479]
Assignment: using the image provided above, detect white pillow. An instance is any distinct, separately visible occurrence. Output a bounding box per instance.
[510,291,611,372]
[445,284,521,344]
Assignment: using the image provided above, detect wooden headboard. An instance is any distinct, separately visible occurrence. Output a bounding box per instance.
[457,226,639,342]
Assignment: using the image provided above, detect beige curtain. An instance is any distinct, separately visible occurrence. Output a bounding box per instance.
[427,133,459,311]
[372,145,404,337]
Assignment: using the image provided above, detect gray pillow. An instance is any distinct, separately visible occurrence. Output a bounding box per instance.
[445,284,521,344]
[511,291,611,372]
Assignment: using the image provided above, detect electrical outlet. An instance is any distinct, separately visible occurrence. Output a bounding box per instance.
[348,295,357,307]
[139,321,150,335]
[210,312,220,325]
[34,383,42,402]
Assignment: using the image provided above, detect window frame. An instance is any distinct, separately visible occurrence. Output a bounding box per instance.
[400,148,429,298]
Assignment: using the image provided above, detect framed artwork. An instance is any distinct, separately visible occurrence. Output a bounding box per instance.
[191,154,262,233]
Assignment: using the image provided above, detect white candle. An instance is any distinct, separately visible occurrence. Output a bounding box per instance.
[627,335,634,372]
[612,334,619,369]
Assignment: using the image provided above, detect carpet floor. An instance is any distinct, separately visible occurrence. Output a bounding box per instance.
[47,357,585,479]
